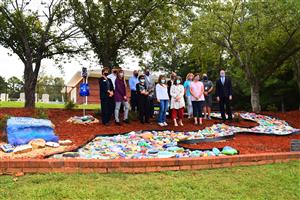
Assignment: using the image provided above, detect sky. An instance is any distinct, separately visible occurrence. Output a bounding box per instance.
[0,46,140,84]
[0,1,141,84]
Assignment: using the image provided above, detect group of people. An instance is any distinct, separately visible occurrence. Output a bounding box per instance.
[99,67,233,127]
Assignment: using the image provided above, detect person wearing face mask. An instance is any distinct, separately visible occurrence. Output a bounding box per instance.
[190,73,205,125]
[136,75,151,123]
[167,72,177,98]
[99,68,114,125]
[129,70,139,112]
[155,75,169,127]
[170,76,185,127]
[107,67,118,89]
[144,69,155,118]
[114,70,130,125]
[202,73,214,120]
[183,73,194,118]
[216,69,233,122]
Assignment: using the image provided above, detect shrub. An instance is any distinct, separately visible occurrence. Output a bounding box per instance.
[64,100,77,110]
[34,108,49,119]
[0,114,11,130]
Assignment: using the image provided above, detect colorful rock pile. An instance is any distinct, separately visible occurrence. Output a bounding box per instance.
[52,112,299,160]
[66,115,99,124]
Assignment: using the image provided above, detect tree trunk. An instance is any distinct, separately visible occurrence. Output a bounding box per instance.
[23,63,39,108]
[295,57,300,91]
[250,81,261,112]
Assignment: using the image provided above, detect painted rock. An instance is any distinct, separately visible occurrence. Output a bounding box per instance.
[0,144,15,153]
[13,144,33,154]
[46,142,60,148]
[59,140,73,146]
[29,139,46,149]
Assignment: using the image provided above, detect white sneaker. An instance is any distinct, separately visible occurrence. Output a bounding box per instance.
[158,123,164,127]
[163,122,168,126]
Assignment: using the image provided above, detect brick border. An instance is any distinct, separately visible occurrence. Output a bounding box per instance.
[0,152,299,175]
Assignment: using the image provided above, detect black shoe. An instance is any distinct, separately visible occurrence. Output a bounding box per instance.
[115,121,121,126]
[123,119,130,124]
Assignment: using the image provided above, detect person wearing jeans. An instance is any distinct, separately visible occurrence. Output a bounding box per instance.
[114,70,130,125]
[190,73,205,125]
[183,73,194,118]
[156,75,169,127]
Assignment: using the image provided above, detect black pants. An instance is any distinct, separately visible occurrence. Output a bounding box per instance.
[138,96,150,123]
[100,98,114,124]
[192,101,204,118]
[130,90,138,112]
[149,98,154,117]
[219,97,232,120]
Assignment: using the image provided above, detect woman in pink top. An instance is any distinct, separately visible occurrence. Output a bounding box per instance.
[190,73,205,125]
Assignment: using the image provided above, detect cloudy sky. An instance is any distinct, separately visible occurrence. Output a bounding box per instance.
[0,1,141,84]
[0,46,140,84]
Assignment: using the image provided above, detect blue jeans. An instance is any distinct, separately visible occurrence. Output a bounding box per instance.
[158,100,168,123]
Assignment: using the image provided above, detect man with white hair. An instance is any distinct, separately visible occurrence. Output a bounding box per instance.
[215,69,233,122]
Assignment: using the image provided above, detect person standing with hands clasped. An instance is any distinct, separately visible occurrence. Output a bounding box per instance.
[215,69,233,122]
[170,76,185,127]
[190,73,205,125]
[136,75,151,124]
[202,73,214,120]
[156,75,169,127]
[99,68,114,126]
[114,70,130,125]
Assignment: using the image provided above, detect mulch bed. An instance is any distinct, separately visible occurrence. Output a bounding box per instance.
[0,108,299,157]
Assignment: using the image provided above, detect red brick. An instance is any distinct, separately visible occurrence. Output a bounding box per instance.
[179,165,192,170]
[92,168,107,173]
[191,164,211,170]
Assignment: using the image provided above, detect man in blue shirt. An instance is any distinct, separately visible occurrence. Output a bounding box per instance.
[129,70,139,112]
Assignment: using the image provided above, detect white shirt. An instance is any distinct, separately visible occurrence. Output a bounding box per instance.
[170,85,185,109]
[155,84,169,100]
[107,73,116,89]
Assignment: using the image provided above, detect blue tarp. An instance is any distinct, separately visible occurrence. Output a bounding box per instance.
[6,117,59,146]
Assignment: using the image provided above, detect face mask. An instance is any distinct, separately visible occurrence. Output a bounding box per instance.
[134,73,138,77]
[203,76,208,81]
[161,79,166,84]
[140,79,145,83]
[176,80,181,84]
[104,72,109,76]
[145,72,150,76]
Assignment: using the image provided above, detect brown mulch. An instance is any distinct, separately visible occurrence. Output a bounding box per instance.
[0,108,299,158]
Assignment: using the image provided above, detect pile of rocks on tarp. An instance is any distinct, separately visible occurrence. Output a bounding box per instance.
[52,130,238,159]
[67,115,99,124]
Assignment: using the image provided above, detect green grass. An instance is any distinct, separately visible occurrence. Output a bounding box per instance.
[0,101,100,110]
[0,161,299,200]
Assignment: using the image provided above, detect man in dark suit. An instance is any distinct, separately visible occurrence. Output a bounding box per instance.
[215,70,233,121]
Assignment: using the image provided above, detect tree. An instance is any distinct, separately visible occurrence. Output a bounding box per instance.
[0,0,81,108]
[37,75,65,101]
[0,76,7,94]
[69,0,193,69]
[191,0,300,112]
[7,76,23,99]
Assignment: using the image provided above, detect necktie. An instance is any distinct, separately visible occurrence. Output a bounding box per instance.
[221,77,225,85]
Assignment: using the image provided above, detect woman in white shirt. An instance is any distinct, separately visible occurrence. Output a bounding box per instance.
[156,75,169,127]
[170,76,185,126]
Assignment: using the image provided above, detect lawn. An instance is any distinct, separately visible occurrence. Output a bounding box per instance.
[0,161,299,200]
[0,101,100,110]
